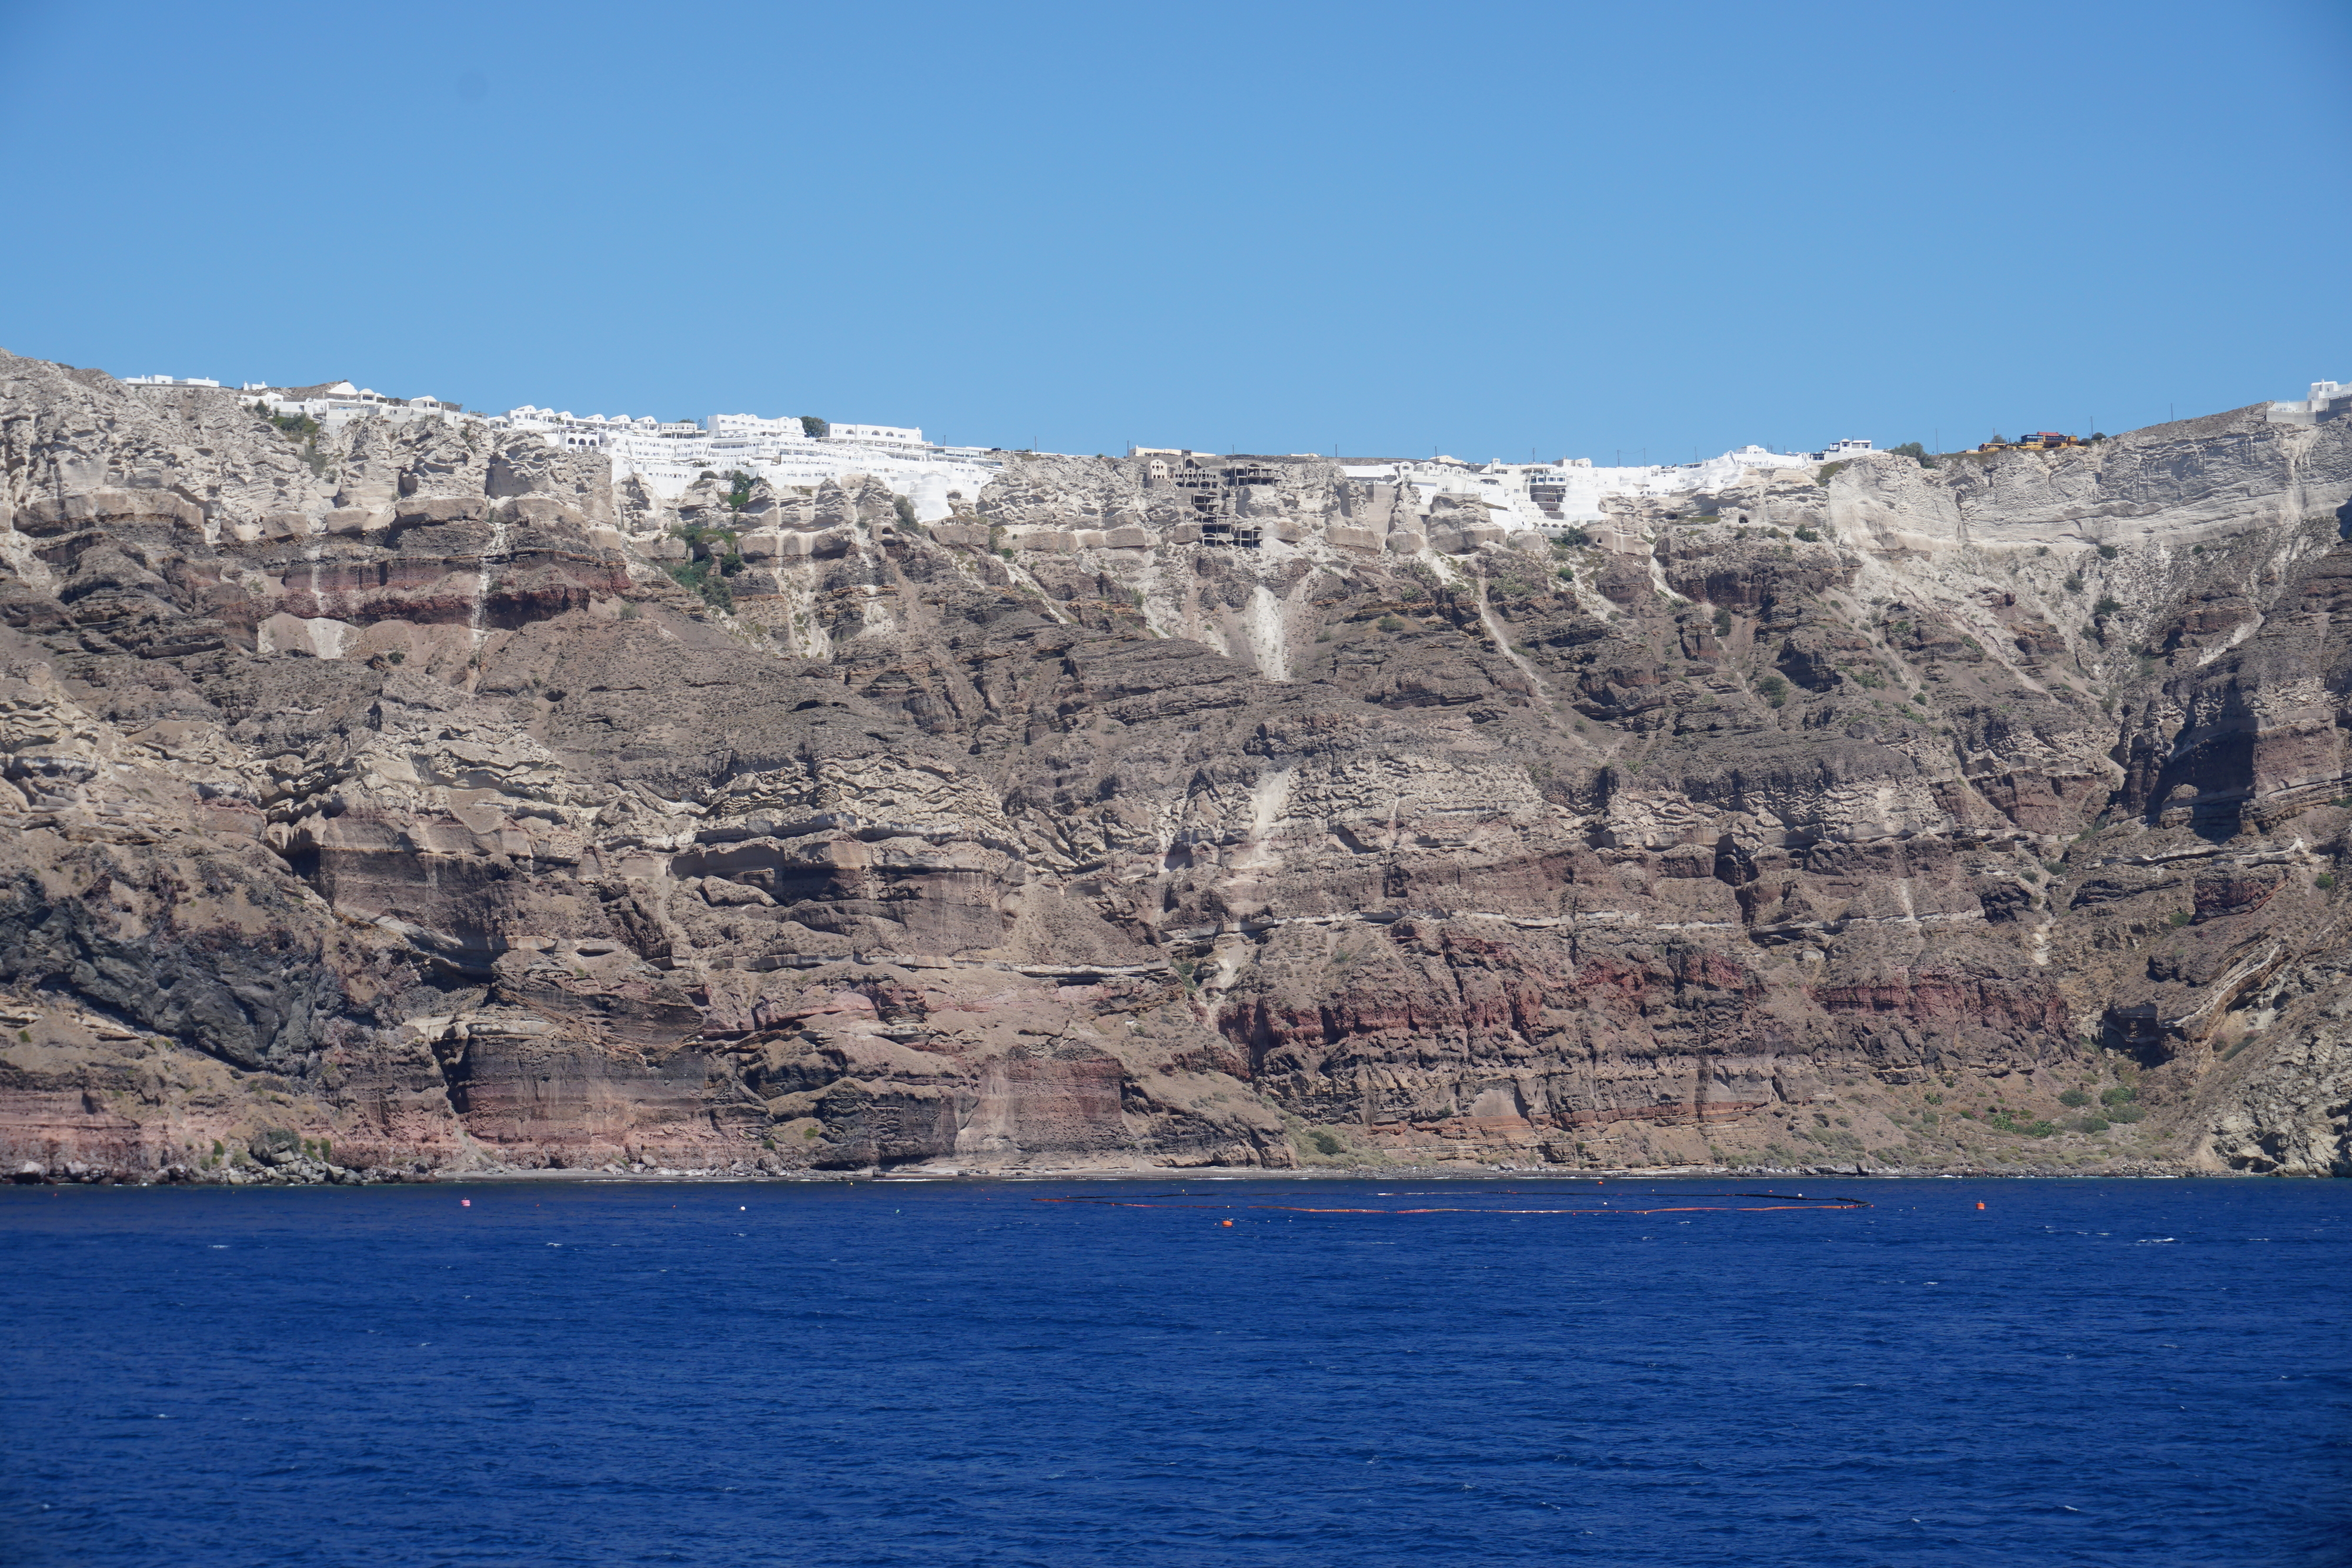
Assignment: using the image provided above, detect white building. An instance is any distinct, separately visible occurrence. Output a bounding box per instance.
[2267,379,2350,426]
[504,404,1002,520]
[824,422,926,454]
[121,373,223,389]
[246,380,477,430]
[708,414,813,442]
[1342,442,1830,534]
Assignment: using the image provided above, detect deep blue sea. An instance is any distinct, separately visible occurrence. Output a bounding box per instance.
[2,1176,2346,1567]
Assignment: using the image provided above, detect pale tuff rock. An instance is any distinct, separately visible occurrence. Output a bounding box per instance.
[3,346,2352,1181]
[1828,407,2352,553]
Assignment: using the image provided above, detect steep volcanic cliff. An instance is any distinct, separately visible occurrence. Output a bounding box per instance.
[4,352,2348,1181]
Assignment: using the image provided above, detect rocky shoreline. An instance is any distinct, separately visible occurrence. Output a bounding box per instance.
[5,1147,2226,1188]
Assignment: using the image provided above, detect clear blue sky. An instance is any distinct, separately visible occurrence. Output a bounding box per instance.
[2,0,2346,460]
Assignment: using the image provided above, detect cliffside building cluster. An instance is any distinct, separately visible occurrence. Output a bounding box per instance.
[1333,442,1849,535]
[235,380,471,429]
[195,362,1885,538]
[496,406,1003,519]
[138,361,2352,546]
[211,376,1005,522]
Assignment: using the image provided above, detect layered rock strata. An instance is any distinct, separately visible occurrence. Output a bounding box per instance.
[3,350,2348,1181]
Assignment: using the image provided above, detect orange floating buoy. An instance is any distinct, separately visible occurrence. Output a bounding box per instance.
[1975,1201,1986,1210]
[461,1198,471,1207]
[1221,1219,1234,1228]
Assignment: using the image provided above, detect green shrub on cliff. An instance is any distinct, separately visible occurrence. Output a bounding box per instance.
[666,558,734,613]
[1756,673,1789,707]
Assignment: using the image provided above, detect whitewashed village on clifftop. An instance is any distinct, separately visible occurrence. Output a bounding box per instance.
[119,368,2022,547]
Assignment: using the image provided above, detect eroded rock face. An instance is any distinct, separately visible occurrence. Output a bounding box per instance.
[3,352,2350,1181]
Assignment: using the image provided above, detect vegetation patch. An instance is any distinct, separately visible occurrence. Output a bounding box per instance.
[666,557,734,612]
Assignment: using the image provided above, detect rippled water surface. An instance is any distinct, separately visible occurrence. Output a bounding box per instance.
[3,1177,2347,1567]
